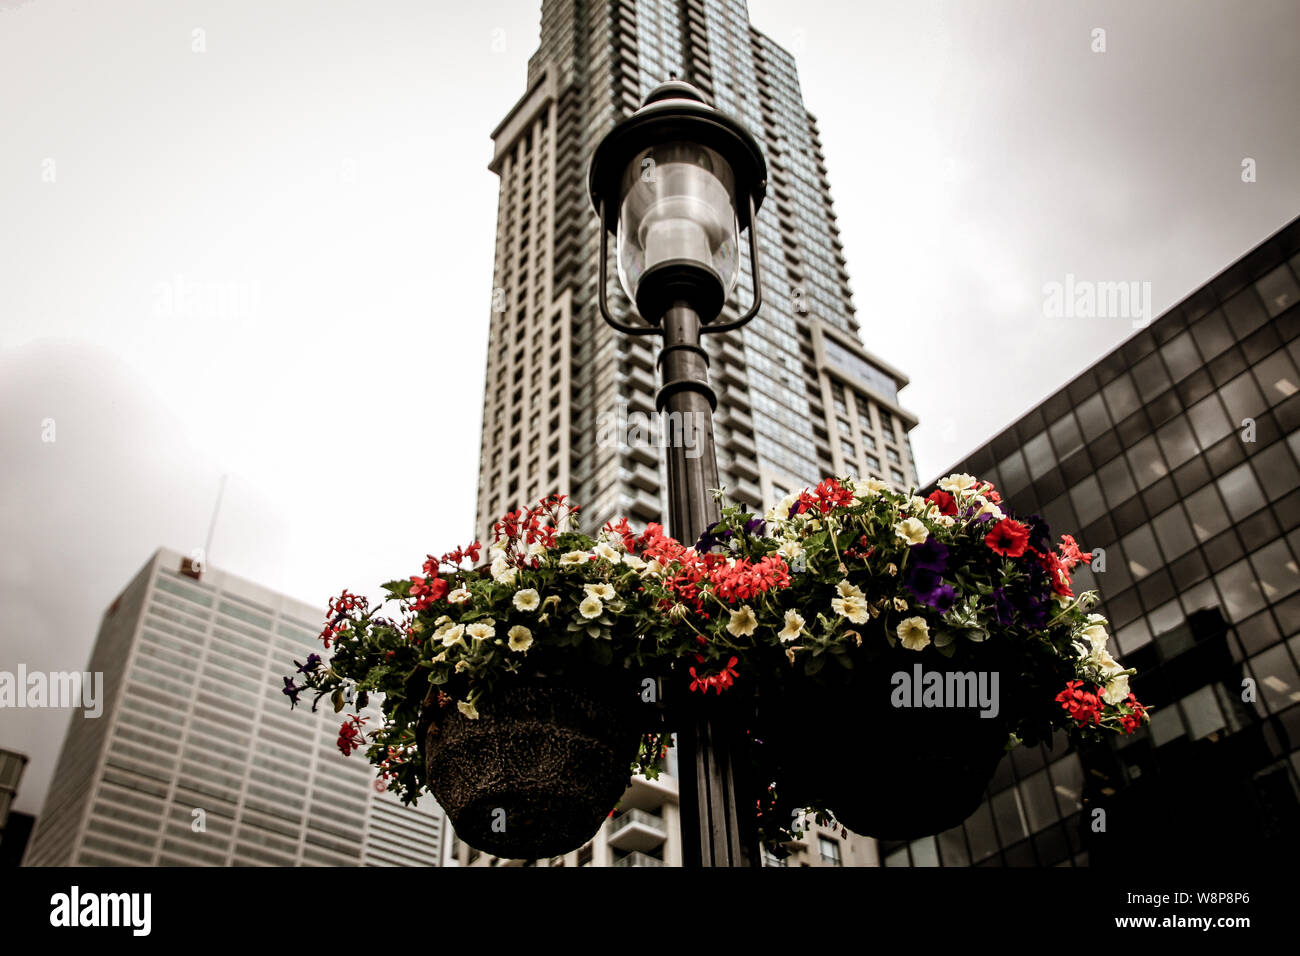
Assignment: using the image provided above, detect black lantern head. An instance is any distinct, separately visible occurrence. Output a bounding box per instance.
[588,80,768,331]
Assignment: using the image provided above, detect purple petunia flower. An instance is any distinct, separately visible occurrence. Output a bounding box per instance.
[282,676,302,709]
[909,538,949,573]
[991,587,1016,626]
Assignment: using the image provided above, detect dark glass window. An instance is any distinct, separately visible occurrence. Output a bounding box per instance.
[1249,538,1300,605]
[1132,352,1171,402]
[1024,430,1055,481]
[1121,525,1161,579]
[964,802,999,862]
[1076,393,1111,441]
[1152,504,1197,560]
[1191,310,1234,361]
[1215,558,1267,622]
[1237,609,1281,655]
[1247,644,1300,713]
[937,825,970,867]
[1049,755,1084,815]
[1156,416,1199,470]
[1097,454,1137,508]
[1020,768,1059,834]
[908,836,937,867]
[1216,463,1266,522]
[1187,394,1233,449]
[1103,373,1141,424]
[1252,441,1299,501]
[1219,372,1268,425]
[1161,330,1202,382]
[992,788,1028,844]
[1223,287,1269,338]
[1255,263,1300,317]
[999,449,1030,496]
[1126,435,1169,489]
[1179,577,1219,616]
[1070,475,1107,526]
[1049,413,1084,460]
[1252,349,1300,406]
[1184,485,1230,542]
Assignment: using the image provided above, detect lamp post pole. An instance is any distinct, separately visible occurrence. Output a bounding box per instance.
[656,300,754,867]
[589,79,769,867]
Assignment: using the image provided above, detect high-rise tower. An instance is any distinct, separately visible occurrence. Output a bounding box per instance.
[474,0,919,544]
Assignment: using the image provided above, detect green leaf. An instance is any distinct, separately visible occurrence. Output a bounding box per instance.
[934,641,956,658]
[331,688,345,713]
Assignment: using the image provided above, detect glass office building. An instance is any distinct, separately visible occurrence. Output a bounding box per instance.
[22,548,444,867]
[881,216,1300,867]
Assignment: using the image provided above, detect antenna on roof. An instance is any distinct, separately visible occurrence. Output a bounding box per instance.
[204,473,228,566]
[183,473,228,579]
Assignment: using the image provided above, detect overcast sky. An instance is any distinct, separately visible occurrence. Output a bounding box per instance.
[2,0,1298,816]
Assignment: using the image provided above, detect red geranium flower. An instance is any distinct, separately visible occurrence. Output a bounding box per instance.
[985,517,1030,558]
[1057,534,1090,571]
[1054,680,1104,727]
[925,489,957,516]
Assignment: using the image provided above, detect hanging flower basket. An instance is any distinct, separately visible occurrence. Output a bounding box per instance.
[668,474,1150,848]
[278,495,696,860]
[417,668,644,858]
[761,637,1021,841]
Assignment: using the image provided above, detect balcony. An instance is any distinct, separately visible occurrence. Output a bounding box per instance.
[612,850,664,867]
[621,771,678,812]
[607,808,667,853]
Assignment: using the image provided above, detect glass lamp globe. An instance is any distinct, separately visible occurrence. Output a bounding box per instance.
[616,141,740,316]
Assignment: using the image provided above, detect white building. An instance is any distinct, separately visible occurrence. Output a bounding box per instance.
[22,547,444,867]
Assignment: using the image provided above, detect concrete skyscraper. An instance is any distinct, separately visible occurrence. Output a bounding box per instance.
[22,548,444,867]
[456,0,911,867]
[474,0,919,545]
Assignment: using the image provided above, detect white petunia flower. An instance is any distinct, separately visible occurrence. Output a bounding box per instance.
[938,473,977,493]
[778,609,805,642]
[832,594,870,624]
[727,605,758,637]
[466,622,495,642]
[507,625,533,652]
[579,595,604,619]
[894,517,928,546]
[836,580,864,599]
[513,588,540,611]
[457,700,479,720]
[440,624,466,648]
[777,540,805,562]
[585,583,617,601]
[490,556,517,585]
[559,551,588,566]
[594,542,621,563]
[1102,673,1130,705]
[447,587,471,605]
[897,616,931,651]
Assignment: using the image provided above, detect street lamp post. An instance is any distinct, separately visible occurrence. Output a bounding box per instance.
[588,80,768,867]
